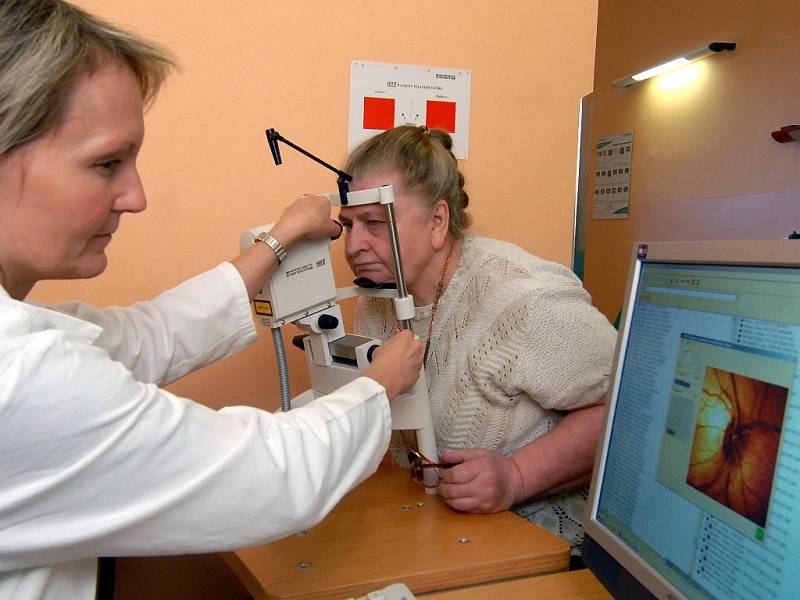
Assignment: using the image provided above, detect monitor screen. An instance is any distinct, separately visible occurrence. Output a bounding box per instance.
[584,241,800,600]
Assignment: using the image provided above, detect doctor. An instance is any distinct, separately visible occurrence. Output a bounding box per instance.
[0,1,423,598]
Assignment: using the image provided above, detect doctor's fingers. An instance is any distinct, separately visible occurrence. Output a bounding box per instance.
[373,330,424,368]
[363,331,424,399]
[274,194,334,243]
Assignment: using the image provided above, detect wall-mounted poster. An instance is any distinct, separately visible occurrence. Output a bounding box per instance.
[349,60,471,159]
[593,132,633,219]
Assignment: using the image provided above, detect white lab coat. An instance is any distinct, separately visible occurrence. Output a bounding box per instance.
[0,262,391,600]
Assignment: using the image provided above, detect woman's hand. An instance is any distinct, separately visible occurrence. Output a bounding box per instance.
[363,330,424,401]
[269,194,341,248]
[436,448,525,513]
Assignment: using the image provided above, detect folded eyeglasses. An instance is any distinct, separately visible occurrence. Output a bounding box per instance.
[407,448,450,488]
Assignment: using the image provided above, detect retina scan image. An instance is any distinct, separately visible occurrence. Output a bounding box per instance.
[687,367,787,527]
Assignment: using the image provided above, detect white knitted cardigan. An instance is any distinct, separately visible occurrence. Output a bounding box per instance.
[354,235,617,553]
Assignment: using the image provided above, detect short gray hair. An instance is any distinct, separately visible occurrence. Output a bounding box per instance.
[345,125,472,238]
[0,0,176,154]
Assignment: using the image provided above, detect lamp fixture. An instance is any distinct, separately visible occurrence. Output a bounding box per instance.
[613,42,736,89]
[771,125,800,143]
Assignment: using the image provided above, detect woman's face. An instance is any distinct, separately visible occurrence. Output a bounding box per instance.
[339,169,436,289]
[0,60,146,298]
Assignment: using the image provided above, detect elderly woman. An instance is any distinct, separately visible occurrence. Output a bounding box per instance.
[0,2,423,598]
[339,125,617,558]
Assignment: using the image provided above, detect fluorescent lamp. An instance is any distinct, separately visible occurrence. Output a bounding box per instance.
[632,57,690,81]
[613,42,736,89]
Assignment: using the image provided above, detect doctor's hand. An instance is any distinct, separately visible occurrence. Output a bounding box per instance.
[269,194,341,248]
[233,194,342,301]
[436,448,526,513]
[364,330,424,401]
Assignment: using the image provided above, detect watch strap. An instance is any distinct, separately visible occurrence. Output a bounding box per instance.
[253,232,287,263]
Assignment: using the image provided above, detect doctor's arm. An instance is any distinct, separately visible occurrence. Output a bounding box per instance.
[60,195,341,385]
[230,192,423,400]
[231,194,341,300]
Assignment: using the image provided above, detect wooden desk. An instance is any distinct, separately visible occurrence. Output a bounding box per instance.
[422,569,613,599]
[223,465,569,599]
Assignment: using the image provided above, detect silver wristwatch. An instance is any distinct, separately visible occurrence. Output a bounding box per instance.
[253,232,287,264]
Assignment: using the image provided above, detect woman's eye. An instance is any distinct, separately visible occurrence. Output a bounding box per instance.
[97,159,122,172]
[367,220,385,227]
[341,222,353,231]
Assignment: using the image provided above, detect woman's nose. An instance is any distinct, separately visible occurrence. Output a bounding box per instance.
[344,225,369,256]
[114,168,147,213]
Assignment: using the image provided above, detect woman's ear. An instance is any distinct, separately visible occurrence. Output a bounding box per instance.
[430,200,450,250]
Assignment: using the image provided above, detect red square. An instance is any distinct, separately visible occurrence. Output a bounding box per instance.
[363,97,395,130]
[426,100,456,133]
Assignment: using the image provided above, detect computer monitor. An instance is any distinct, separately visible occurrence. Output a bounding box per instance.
[583,240,800,600]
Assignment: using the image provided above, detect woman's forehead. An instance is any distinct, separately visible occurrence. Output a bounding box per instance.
[338,203,383,220]
[352,168,404,190]
[50,63,144,152]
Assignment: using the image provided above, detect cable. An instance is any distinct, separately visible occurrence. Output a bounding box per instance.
[271,326,291,412]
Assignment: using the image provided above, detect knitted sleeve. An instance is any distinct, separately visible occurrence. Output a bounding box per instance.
[468,269,617,412]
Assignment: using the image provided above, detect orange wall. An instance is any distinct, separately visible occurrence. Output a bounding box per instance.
[585,0,800,322]
[31,0,598,413]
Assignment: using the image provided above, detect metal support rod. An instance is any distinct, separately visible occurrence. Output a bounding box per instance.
[280,136,348,178]
[383,202,411,330]
[265,129,352,183]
